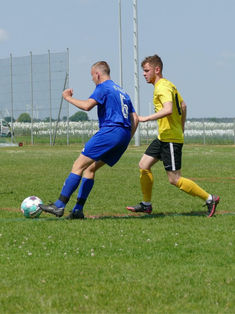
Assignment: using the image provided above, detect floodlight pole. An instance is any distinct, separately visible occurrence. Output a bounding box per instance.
[118,0,123,87]
[133,0,140,146]
[10,53,14,143]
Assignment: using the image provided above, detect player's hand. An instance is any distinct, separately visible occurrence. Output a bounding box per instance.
[62,88,73,100]
[138,116,148,122]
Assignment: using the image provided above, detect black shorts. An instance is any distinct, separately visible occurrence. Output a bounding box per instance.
[145,138,183,171]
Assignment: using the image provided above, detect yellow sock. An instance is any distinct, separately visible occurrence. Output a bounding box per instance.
[140,169,153,202]
[176,177,209,201]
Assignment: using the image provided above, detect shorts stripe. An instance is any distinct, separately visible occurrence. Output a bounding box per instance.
[169,143,176,171]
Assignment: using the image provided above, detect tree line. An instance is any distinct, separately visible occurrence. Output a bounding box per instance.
[4,111,89,123]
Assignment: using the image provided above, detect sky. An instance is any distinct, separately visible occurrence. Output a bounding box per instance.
[0,0,234,119]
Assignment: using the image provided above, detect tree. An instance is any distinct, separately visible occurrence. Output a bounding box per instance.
[4,116,15,123]
[17,113,31,122]
[43,117,56,122]
[69,111,89,122]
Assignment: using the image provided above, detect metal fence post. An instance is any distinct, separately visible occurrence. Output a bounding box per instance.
[234,119,235,144]
[53,73,68,145]
[203,118,206,144]
[30,51,34,145]
[48,50,52,146]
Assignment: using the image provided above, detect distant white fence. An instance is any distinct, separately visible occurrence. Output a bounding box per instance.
[7,119,235,145]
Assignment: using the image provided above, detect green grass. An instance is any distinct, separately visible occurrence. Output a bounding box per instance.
[0,144,234,313]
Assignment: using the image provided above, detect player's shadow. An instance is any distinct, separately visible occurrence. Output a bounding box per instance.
[84,211,208,220]
[38,211,208,221]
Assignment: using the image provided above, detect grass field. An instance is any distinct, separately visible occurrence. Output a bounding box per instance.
[0,144,234,313]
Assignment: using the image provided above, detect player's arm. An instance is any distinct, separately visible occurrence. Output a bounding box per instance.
[130,112,139,138]
[181,100,187,132]
[63,88,98,111]
[138,101,172,122]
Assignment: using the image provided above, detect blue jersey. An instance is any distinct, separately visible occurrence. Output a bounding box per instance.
[89,80,135,130]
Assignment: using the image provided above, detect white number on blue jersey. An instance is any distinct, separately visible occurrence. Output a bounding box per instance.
[120,94,128,119]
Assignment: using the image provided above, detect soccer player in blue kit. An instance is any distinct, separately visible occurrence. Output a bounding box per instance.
[40,61,138,219]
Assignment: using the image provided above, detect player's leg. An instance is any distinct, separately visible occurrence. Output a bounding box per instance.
[167,169,210,199]
[67,160,105,219]
[127,153,158,213]
[67,126,130,219]
[139,154,157,203]
[164,143,219,216]
[40,154,95,217]
[168,171,220,216]
[71,153,97,175]
[127,138,162,213]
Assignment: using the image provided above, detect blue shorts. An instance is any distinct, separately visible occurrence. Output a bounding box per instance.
[82,126,131,166]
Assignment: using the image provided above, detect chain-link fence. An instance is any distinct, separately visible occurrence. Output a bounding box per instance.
[0,51,234,146]
[141,119,235,145]
[0,50,69,145]
[1,118,233,146]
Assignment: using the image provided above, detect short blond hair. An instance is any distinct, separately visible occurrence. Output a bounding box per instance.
[92,61,110,75]
[141,55,163,72]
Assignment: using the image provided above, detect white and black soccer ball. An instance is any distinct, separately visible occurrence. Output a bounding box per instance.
[20,196,43,218]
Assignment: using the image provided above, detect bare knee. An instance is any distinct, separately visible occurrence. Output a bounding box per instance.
[71,154,94,176]
[168,176,178,186]
[71,162,86,176]
[83,167,95,179]
[139,155,156,170]
[167,170,181,186]
[139,160,146,169]
[82,161,104,180]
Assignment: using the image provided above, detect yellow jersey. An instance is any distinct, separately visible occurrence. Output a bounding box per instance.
[153,78,184,143]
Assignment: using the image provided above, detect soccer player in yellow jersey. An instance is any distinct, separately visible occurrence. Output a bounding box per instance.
[127,54,220,217]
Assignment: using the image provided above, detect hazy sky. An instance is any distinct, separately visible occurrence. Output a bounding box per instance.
[0,0,234,118]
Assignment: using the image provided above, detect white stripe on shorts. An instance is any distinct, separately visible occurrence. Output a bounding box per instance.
[169,143,176,171]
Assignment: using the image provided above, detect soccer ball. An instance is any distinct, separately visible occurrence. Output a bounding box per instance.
[20,196,43,218]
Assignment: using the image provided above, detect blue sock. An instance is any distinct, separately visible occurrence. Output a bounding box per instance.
[54,173,82,208]
[73,178,94,212]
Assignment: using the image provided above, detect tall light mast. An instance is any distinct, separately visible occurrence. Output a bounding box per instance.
[133,0,140,146]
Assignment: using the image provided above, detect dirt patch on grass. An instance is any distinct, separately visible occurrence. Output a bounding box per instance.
[189,177,235,183]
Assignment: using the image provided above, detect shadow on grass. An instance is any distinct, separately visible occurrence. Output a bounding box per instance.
[84,210,235,220]
[84,211,209,220]
[37,211,209,221]
[1,210,233,222]
[0,211,207,222]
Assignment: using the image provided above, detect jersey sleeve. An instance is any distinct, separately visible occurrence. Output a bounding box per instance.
[157,85,173,104]
[89,85,106,105]
[129,99,136,113]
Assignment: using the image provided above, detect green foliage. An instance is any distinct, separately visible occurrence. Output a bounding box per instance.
[0,145,234,313]
[70,111,89,121]
[17,113,31,122]
[43,117,56,122]
[4,116,15,123]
